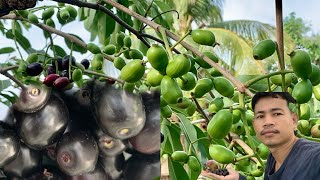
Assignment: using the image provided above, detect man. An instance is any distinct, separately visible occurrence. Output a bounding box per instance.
[202,92,320,179]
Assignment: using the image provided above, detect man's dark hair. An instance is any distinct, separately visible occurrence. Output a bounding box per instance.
[251,92,296,111]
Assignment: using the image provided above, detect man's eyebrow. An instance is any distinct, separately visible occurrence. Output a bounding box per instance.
[255,108,284,114]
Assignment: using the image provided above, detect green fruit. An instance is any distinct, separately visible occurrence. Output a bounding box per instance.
[120,60,145,83]
[116,32,125,47]
[123,82,135,92]
[103,44,116,55]
[177,72,197,91]
[309,63,320,86]
[186,102,196,116]
[161,76,183,104]
[313,84,320,101]
[72,69,82,82]
[87,43,101,54]
[299,103,311,120]
[113,57,126,70]
[161,105,172,118]
[231,121,244,135]
[292,79,313,104]
[42,7,55,20]
[270,74,292,86]
[213,77,234,98]
[129,49,143,60]
[251,165,264,177]
[193,78,214,98]
[45,18,55,28]
[17,61,28,74]
[65,5,77,19]
[91,58,103,70]
[26,53,38,64]
[232,109,242,124]
[195,51,218,69]
[187,156,201,172]
[171,151,189,163]
[256,143,269,160]
[191,29,215,46]
[209,144,235,164]
[17,10,29,18]
[123,36,132,48]
[252,39,276,60]
[166,54,191,78]
[146,44,169,74]
[160,96,168,107]
[208,97,224,113]
[298,120,310,135]
[208,67,222,77]
[289,50,312,79]
[59,9,70,20]
[146,69,164,87]
[176,97,192,109]
[207,109,233,139]
[28,13,39,24]
[245,110,255,126]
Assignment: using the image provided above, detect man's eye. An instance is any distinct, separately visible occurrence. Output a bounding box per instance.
[256,115,263,119]
[274,113,282,116]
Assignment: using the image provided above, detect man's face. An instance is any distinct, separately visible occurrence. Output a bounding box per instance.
[252,96,298,148]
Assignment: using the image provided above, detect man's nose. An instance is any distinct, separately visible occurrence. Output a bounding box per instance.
[263,114,275,127]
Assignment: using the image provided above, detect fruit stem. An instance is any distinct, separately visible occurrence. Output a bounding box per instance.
[296,131,320,143]
[170,30,192,51]
[101,52,115,62]
[235,154,255,162]
[267,77,272,92]
[114,47,129,57]
[188,137,209,155]
[159,27,174,60]
[68,43,74,80]
[191,94,210,124]
[244,70,294,87]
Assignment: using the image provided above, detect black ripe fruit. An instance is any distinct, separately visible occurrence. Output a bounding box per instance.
[26,62,43,76]
[0,123,20,167]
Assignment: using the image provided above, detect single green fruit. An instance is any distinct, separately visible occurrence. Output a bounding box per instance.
[231,121,244,135]
[28,12,39,24]
[298,120,310,135]
[270,74,292,86]
[208,97,224,113]
[113,57,126,70]
[146,69,164,87]
[289,50,312,79]
[166,54,191,78]
[252,39,276,60]
[91,58,103,70]
[87,43,101,54]
[176,97,192,109]
[256,143,269,160]
[103,44,116,55]
[208,67,222,77]
[191,29,215,46]
[65,5,77,19]
[161,76,183,104]
[123,50,131,59]
[129,49,143,60]
[171,151,189,163]
[17,10,29,18]
[186,102,196,116]
[123,82,135,92]
[42,7,55,20]
[311,124,320,138]
[146,44,169,74]
[187,156,201,172]
[160,96,168,107]
[292,79,313,104]
[232,109,242,124]
[195,51,218,69]
[75,62,85,72]
[209,144,235,164]
[207,109,233,139]
[177,72,197,91]
[309,63,320,86]
[299,103,311,120]
[72,69,82,82]
[45,18,55,28]
[59,9,70,21]
[116,32,125,47]
[161,105,172,118]
[313,84,320,101]
[193,78,214,98]
[26,53,38,64]
[123,36,132,48]
[251,165,264,177]
[245,110,255,126]
[213,77,234,98]
[120,60,145,83]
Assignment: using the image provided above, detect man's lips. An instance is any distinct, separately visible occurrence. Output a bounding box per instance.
[260,129,279,135]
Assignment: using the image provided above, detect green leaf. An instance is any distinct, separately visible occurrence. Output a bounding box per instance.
[51,45,67,57]
[0,47,15,54]
[5,29,32,53]
[97,11,115,44]
[0,80,11,91]
[117,0,133,27]
[194,125,210,160]
[1,100,11,107]
[131,0,146,15]
[168,157,190,180]
[161,120,183,155]
[176,113,198,155]
[64,33,87,54]
[237,75,268,92]
[154,1,174,26]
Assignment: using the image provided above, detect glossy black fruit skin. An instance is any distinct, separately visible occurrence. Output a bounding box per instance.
[15,95,69,150]
[26,62,43,76]
[62,55,76,70]
[95,128,126,157]
[3,143,42,178]
[129,91,160,154]
[55,131,99,176]
[26,165,64,180]
[47,65,56,75]
[65,163,110,180]
[0,123,20,167]
[80,59,90,69]
[91,81,146,140]
[99,154,125,180]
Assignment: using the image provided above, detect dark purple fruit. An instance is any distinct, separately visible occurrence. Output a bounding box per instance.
[0,123,20,167]
[56,131,99,176]
[81,59,90,69]
[43,74,59,87]
[91,81,146,140]
[95,128,126,157]
[3,143,42,178]
[65,163,110,180]
[123,153,160,180]
[99,154,125,180]
[47,65,56,75]
[53,77,70,89]
[129,91,160,154]
[62,55,76,70]
[15,95,69,150]
[52,57,63,71]
[26,165,64,180]
[26,62,43,76]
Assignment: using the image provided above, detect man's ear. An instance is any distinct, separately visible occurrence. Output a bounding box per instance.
[292,112,298,128]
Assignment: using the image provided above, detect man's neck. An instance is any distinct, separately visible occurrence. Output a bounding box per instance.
[269,137,298,171]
